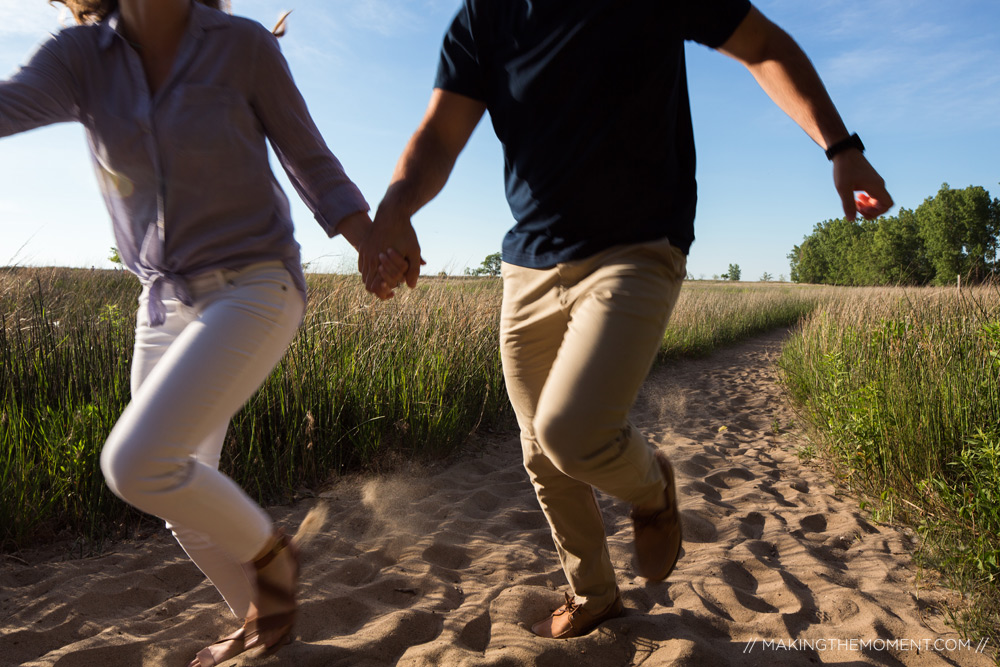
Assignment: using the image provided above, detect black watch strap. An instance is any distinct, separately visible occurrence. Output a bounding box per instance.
[825,133,865,160]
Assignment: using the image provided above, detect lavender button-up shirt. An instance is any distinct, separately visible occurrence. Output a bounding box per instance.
[0,4,368,324]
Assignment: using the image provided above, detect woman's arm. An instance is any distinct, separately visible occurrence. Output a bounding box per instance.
[248,27,370,237]
[0,36,81,138]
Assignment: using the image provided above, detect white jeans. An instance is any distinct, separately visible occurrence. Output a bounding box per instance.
[100,261,304,618]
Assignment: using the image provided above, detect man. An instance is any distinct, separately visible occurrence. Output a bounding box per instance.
[360,0,893,639]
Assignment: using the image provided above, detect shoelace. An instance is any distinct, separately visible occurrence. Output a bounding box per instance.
[555,592,581,619]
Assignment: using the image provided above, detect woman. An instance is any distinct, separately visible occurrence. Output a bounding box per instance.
[0,1,371,664]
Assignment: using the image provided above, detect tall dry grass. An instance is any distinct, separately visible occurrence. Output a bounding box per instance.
[2,271,825,552]
[1,269,508,550]
[662,282,831,358]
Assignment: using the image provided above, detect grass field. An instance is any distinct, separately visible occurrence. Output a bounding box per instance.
[1,268,511,550]
[3,268,996,641]
[1,268,823,551]
[778,283,1000,643]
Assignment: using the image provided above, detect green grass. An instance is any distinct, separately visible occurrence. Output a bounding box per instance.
[2,271,827,553]
[778,284,1000,648]
[1,269,509,550]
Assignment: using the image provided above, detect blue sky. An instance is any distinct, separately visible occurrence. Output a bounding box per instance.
[2,0,998,280]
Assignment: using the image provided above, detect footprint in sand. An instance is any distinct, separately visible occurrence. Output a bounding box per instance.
[1,331,993,667]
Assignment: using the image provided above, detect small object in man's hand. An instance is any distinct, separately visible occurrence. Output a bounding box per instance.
[855,192,882,218]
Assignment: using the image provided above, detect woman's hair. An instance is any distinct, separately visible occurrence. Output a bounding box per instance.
[50,1,231,25]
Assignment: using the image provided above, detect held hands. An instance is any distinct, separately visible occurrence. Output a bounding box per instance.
[832,150,894,220]
[356,201,424,300]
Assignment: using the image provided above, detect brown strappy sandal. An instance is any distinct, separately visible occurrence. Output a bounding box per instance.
[243,529,300,656]
[187,626,247,667]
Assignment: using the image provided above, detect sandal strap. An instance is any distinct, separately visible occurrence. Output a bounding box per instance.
[244,610,296,651]
[194,647,217,667]
[256,577,297,604]
[248,610,296,635]
[251,530,291,570]
[243,528,300,655]
[191,627,246,667]
[249,530,299,605]
[212,627,246,646]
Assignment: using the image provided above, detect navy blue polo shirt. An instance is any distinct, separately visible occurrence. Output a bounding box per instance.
[435,0,751,268]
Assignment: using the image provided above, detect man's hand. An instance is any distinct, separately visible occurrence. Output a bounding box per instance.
[832,150,894,220]
[719,8,894,222]
[338,210,400,300]
[358,89,485,300]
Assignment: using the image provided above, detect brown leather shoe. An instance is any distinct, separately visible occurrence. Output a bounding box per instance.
[531,590,625,639]
[631,450,682,580]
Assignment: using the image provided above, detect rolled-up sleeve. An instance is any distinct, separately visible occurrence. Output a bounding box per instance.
[248,28,368,237]
[0,35,80,137]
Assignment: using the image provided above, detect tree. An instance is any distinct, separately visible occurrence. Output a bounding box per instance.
[109,246,122,265]
[869,208,932,285]
[788,183,1000,286]
[789,232,830,284]
[760,272,772,282]
[466,251,502,276]
[479,252,502,276]
[789,214,926,286]
[723,263,741,281]
[915,183,999,285]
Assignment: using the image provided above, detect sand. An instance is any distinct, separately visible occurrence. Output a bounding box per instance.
[1,330,994,666]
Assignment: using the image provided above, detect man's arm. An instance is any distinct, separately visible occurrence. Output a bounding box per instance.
[717,6,893,220]
[360,88,487,298]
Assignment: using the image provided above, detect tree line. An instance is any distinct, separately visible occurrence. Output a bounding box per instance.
[788,183,1000,286]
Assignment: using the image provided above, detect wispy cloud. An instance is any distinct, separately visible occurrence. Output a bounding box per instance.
[762,0,931,39]
[759,0,1000,131]
[348,0,423,36]
[298,0,454,37]
[236,0,451,68]
[0,1,67,36]
[827,40,999,130]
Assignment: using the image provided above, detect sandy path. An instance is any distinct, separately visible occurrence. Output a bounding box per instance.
[1,330,993,666]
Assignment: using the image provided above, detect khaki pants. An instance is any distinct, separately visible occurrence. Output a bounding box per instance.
[500,237,686,610]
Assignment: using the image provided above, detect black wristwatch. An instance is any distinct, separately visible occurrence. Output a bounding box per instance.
[825,133,865,160]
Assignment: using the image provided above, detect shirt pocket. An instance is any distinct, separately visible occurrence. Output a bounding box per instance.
[161,84,258,155]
